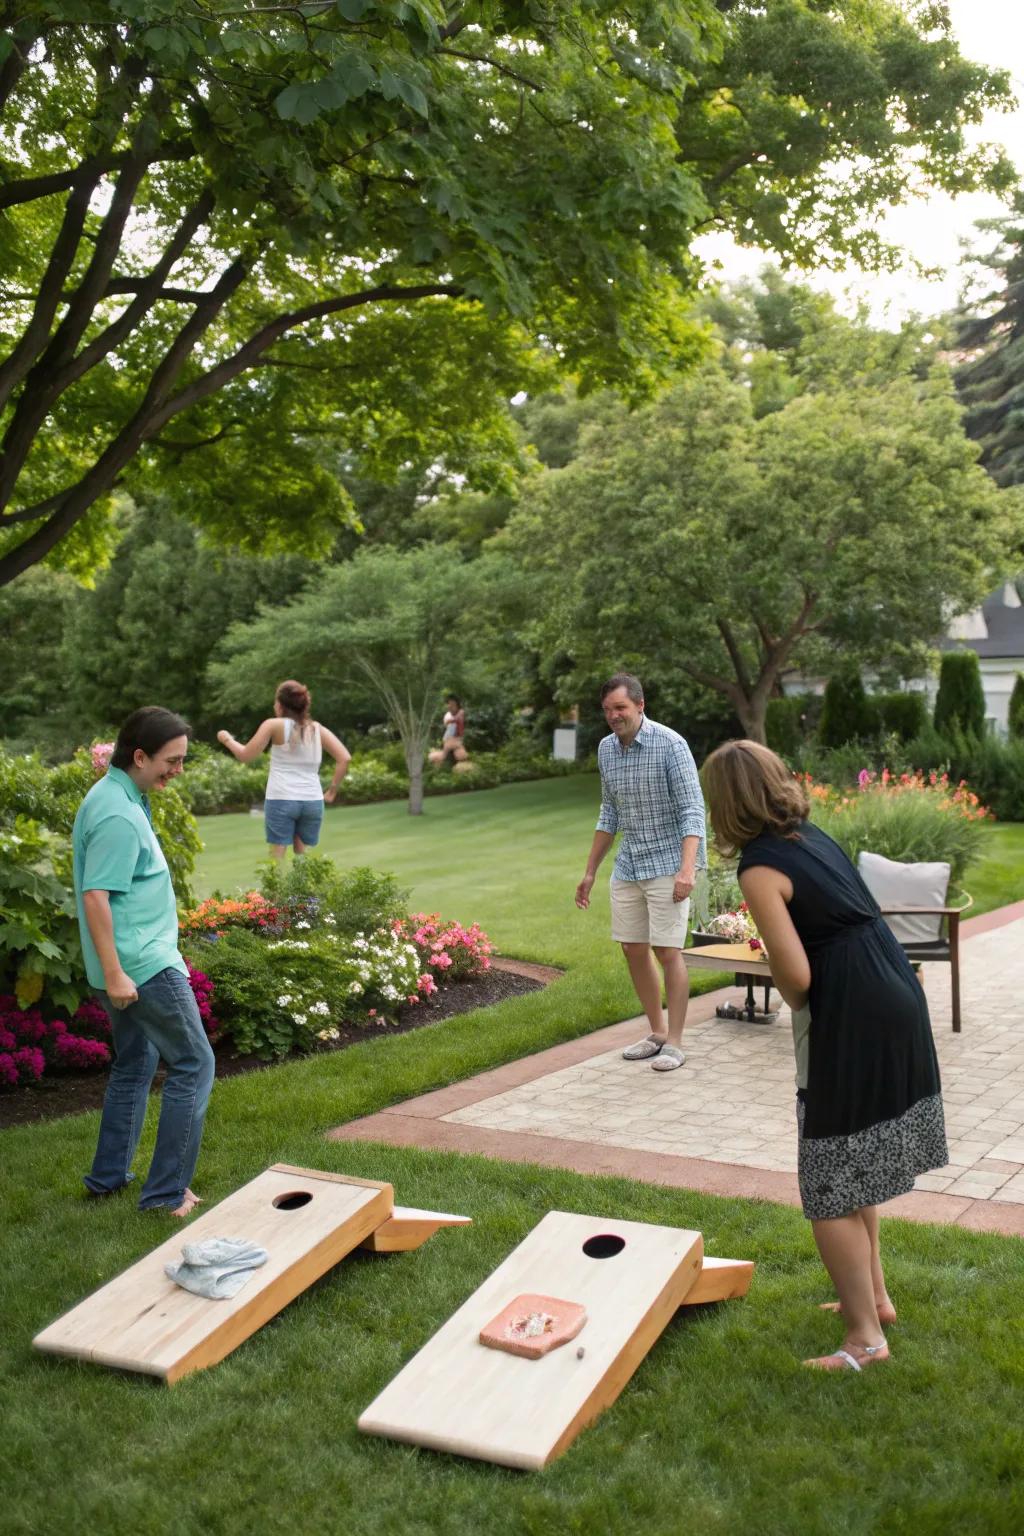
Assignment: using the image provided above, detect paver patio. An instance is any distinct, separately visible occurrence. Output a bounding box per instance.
[332,903,1024,1238]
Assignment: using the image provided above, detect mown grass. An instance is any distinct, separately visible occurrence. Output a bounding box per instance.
[2,778,1023,1533]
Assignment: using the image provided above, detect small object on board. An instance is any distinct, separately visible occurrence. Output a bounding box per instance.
[479,1293,587,1359]
[165,1235,269,1300]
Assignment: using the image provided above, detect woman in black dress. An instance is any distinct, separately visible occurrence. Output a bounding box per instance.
[701,741,948,1372]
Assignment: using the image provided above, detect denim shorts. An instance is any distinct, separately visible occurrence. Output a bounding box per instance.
[264,798,324,846]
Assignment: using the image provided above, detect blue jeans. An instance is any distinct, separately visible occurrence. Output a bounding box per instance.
[85,967,215,1211]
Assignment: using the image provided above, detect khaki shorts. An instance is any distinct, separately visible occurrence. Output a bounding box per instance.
[610,876,690,949]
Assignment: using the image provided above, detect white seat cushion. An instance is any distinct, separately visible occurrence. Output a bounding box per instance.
[857,850,950,945]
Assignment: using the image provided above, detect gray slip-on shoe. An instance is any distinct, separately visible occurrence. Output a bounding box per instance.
[622,1034,665,1061]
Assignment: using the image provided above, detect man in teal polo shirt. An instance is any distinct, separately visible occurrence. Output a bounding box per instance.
[73,706,214,1218]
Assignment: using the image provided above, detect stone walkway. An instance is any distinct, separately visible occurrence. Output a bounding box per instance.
[332,902,1024,1237]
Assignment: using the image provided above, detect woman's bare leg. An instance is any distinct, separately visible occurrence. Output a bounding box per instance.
[820,1205,896,1322]
[811,1212,886,1350]
[268,843,288,862]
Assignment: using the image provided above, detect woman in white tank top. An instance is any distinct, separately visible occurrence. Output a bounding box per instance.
[216,679,351,858]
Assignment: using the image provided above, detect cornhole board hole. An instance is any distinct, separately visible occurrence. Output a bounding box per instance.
[33,1165,467,1384]
[359,1210,751,1469]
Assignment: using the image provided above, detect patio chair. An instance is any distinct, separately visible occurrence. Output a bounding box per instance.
[857,851,972,1033]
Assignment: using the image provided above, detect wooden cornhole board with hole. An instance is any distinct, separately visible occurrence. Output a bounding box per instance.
[358,1210,754,1470]
[33,1165,470,1384]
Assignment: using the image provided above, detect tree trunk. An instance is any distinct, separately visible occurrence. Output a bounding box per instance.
[735,695,768,744]
[407,754,424,815]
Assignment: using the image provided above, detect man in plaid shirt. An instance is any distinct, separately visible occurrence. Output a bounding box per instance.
[576,674,706,1072]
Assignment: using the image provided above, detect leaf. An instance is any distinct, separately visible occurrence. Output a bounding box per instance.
[336,0,374,19]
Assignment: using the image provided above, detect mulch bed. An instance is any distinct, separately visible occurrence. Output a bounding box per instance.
[0,966,547,1131]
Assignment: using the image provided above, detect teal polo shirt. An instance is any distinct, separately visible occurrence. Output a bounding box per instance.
[72,766,187,990]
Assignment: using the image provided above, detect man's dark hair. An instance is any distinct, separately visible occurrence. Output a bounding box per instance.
[111,707,191,769]
[600,673,644,705]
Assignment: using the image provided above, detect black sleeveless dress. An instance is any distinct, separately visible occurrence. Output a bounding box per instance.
[738,821,948,1220]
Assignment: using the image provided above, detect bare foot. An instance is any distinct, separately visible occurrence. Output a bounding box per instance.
[819,1298,897,1327]
[170,1188,203,1219]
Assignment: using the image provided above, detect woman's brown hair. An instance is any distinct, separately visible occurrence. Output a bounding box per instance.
[275,679,312,743]
[701,740,809,858]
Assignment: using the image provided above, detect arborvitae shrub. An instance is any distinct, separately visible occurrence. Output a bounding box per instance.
[766,697,804,757]
[818,670,878,749]
[934,651,986,738]
[1008,673,1024,741]
[876,691,928,742]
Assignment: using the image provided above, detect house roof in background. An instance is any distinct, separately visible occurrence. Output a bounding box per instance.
[942,583,1024,659]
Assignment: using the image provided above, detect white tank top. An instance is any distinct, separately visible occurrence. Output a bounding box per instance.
[265,719,323,800]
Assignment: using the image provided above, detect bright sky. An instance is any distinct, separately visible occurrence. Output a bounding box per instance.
[694,0,1024,325]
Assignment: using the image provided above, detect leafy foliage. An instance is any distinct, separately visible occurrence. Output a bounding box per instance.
[504,285,1020,744]
[0,742,201,1011]
[954,197,1024,488]
[0,1,1014,582]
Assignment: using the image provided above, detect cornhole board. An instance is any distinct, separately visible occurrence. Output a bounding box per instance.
[359,1210,748,1469]
[33,1164,452,1384]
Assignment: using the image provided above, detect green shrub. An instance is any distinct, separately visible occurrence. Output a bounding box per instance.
[257,855,406,936]
[818,670,878,748]
[0,818,85,1012]
[335,759,409,803]
[1008,673,1024,741]
[179,749,267,815]
[765,697,804,756]
[875,691,928,742]
[934,650,986,738]
[0,745,201,1009]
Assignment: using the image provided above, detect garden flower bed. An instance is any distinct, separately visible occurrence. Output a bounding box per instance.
[0,961,546,1130]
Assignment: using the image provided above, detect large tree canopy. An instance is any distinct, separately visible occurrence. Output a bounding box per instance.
[0,0,1014,585]
[503,300,1022,742]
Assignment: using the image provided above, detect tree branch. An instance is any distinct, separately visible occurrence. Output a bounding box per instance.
[0,102,177,510]
[437,48,543,92]
[0,139,195,211]
[716,615,753,694]
[150,282,464,429]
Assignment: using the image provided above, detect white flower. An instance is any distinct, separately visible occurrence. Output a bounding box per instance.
[296,920,311,930]
[277,994,293,1006]
[317,1027,340,1041]
[292,1012,308,1025]
[310,1000,330,1017]
[348,981,363,995]
[325,914,337,926]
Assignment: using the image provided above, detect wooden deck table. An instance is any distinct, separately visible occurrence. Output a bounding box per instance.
[682,939,779,1024]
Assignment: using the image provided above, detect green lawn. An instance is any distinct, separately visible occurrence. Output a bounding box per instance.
[2,778,1023,1534]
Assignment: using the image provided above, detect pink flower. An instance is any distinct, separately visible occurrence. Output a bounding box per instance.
[91,741,115,775]
[417,974,437,996]
[368,1008,377,1017]
[857,769,871,788]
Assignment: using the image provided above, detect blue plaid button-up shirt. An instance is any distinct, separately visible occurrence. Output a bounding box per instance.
[596,717,707,882]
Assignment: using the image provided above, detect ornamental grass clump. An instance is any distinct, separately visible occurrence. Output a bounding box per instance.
[811,768,990,886]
